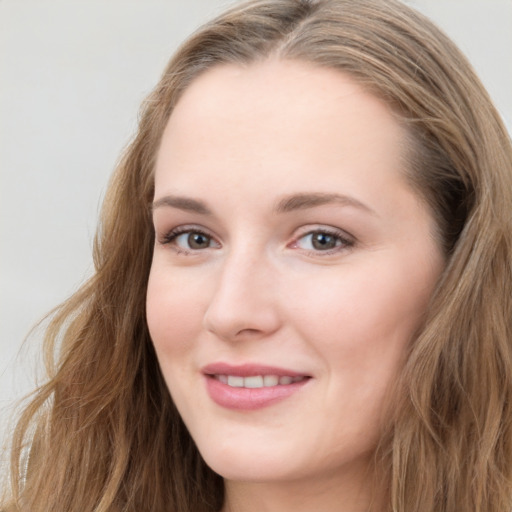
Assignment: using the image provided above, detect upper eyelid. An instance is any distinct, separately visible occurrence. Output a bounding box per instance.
[293,225,355,241]
[163,225,218,243]
[158,224,215,237]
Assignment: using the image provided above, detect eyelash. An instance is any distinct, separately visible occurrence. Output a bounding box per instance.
[160,226,217,255]
[159,226,355,256]
[291,227,355,255]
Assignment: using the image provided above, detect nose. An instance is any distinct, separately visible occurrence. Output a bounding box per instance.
[203,249,281,342]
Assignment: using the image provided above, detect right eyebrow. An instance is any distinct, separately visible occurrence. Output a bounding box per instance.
[274,192,377,217]
[152,195,212,215]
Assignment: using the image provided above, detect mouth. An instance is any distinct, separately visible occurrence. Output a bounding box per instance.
[211,374,308,388]
[201,363,312,410]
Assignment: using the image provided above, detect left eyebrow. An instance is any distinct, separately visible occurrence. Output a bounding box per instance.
[274,192,377,216]
[152,195,212,215]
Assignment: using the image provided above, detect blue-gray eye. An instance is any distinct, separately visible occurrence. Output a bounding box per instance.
[296,231,347,251]
[310,232,338,250]
[175,231,212,249]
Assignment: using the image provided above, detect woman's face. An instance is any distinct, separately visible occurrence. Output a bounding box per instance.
[147,60,444,485]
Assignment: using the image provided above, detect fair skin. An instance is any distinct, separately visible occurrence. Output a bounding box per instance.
[146,59,445,512]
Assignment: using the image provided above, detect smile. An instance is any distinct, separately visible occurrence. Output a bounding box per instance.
[202,364,311,410]
[214,374,307,388]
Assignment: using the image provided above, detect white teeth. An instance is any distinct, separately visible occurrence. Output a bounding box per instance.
[216,374,305,388]
[244,376,264,388]
[263,375,279,387]
[227,375,244,387]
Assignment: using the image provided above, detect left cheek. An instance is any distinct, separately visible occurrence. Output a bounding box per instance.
[146,272,207,358]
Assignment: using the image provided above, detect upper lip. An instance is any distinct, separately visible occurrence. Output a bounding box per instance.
[201,362,310,378]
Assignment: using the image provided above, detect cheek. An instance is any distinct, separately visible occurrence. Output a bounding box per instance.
[146,265,206,356]
[286,255,438,371]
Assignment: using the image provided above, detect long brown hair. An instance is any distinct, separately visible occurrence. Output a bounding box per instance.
[3,1,512,511]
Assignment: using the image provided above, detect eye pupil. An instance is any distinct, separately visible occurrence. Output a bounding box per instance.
[312,232,337,250]
[188,232,210,249]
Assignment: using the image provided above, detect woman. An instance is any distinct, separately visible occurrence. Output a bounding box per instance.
[3,0,512,511]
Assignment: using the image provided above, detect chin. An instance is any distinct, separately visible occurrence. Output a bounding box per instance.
[206,460,299,483]
[197,439,302,482]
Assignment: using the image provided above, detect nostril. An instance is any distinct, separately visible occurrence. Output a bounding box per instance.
[234,327,262,337]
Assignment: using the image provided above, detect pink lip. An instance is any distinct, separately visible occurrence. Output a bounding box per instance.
[202,362,307,378]
[201,362,311,411]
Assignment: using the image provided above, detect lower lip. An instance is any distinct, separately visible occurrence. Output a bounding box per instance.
[204,376,309,410]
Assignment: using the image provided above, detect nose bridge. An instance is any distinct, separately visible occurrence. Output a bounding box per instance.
[203,243,280,340]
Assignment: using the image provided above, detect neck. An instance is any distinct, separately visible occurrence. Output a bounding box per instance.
[220,461,384,512]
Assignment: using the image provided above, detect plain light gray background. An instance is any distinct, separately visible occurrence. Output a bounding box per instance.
[1,0,511,444]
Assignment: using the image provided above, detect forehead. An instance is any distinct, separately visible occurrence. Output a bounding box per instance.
[160,60,403,148]
[154,59,409,212]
